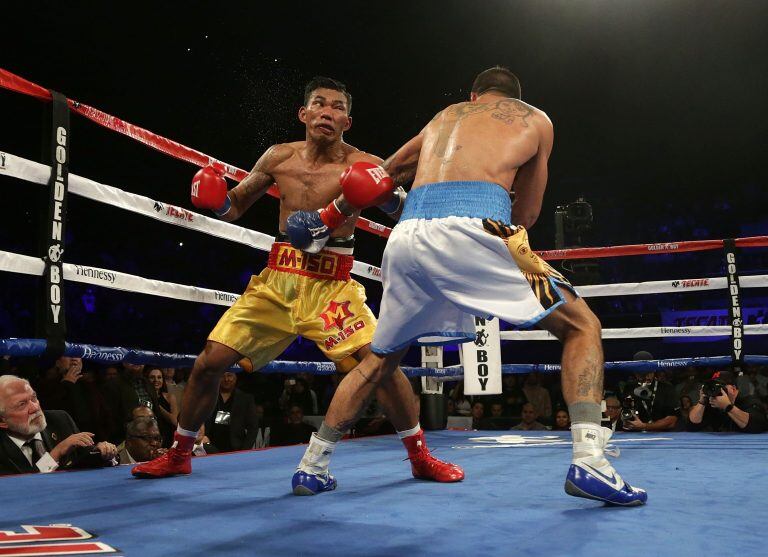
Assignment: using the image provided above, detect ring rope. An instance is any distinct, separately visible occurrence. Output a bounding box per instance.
[5,68,766,261]
[0,151,383,283]
[3,67,765,373]
[537,236,768,261]
[500,324,768,341]
[3,248,766,309]
[4,150,767,268]
[0,67,393,239]
[1,339,765,377]
[8,152,765,297]
[0,250,239,306]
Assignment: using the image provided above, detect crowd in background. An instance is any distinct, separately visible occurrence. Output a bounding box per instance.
[449,364,768,434]
[2,350,766,475]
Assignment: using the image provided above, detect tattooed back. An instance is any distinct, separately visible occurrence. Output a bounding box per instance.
[413,98,551,192]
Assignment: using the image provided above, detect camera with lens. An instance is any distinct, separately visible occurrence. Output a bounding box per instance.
[702,379,727,398]
[633,383,654,400]
[620,396,639,424]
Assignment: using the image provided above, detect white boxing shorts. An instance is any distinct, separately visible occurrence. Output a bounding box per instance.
[371,181,578,355]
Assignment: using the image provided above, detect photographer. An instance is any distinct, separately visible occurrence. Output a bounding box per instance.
[687,371,767,433]
[620,372,679,432]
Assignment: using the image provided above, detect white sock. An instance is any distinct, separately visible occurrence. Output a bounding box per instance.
[298,432,336,475]
[176,425,198,438]
[397,423,421,439]
[570,422,610,468]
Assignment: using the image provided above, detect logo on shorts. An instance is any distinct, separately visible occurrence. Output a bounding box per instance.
[0,152,6,169]
[320,300,354,331]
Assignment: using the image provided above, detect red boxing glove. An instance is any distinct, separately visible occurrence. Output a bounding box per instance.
[191,166,229,213]
[318,200,347,229]
[340,162,394,210]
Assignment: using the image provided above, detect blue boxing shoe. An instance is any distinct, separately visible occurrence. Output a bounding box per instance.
[565,463,647,506]
[292,433,338,496]
[565,424,647,507]
[292,470,337,496]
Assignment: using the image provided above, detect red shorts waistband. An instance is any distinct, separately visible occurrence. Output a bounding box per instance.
[268,243,353,280]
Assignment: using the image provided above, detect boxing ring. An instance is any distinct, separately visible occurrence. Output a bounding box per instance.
[3,432,768,556]
[2,68,768,556]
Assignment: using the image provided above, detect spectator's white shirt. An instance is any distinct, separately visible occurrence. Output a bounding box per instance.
[8,432,58,472]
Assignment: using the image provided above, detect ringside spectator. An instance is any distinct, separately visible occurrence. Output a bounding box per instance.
[118,417,165,464]
[0,375,117,475]
[146,367,179,447]
[511,402,548,431]
[204,371,259,452]
[271,405,317,446]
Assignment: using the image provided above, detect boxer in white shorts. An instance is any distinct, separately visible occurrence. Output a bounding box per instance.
[296,66,647,506]
[371,180,576,353]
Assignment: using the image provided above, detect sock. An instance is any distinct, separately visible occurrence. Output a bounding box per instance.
[176,425,198,438]
[397,423,421,440]
[298,432,336,475]
[172,426,197,453]
[317,422,344,443]
[570,423,609,468]
[568,402,602,424]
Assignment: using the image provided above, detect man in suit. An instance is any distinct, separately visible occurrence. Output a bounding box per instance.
[204,371,259,452]
[0,375,118,475]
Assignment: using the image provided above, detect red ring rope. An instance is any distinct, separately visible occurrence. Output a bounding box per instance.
[4,68,767,259]
[0,67,392,238]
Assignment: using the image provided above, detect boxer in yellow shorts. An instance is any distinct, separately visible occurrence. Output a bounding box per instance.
[209,240,375,372]
[133,76,464,489]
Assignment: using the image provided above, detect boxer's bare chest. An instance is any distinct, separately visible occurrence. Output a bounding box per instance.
[273,158,349,211]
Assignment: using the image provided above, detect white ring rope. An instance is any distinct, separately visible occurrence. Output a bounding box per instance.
[0,249,238,306]
[1,150,766,318]
[500,324,768,341]
[0,151,382,282]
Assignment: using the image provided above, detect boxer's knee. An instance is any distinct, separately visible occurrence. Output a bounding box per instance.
[350,348,405,386]
[541,296,601,343]
[569,304,602,342]
[192,341,240,382]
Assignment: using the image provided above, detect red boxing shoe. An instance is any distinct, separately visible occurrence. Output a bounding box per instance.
[132,432,195,478]
[402,429,465,483]
[132,447,192,478]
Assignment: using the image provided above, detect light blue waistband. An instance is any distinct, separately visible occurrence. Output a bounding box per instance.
[400,182,511,222]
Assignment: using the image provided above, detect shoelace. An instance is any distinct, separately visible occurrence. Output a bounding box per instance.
[403,446,438,462]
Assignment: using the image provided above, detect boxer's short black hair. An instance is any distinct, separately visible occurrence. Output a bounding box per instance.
[471,66,521,99]
[304,76,352,113]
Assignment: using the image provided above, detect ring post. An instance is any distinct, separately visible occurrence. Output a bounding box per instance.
[420,345,447,430]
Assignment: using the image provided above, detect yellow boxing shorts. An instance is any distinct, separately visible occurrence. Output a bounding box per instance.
[208,242,376,371]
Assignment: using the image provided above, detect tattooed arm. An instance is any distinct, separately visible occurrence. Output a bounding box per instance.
[510,114,554,229]
[382,128,426,189]
[224,144,291,222]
